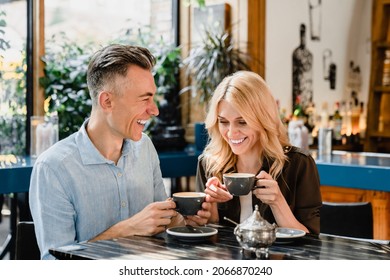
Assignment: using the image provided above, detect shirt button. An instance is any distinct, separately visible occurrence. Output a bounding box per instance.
[117,172,122,177]
[121,201,126,208]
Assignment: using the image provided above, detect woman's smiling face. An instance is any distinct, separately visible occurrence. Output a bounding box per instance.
[217,100,261,156]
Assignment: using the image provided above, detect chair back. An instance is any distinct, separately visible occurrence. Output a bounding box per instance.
[320,201,373,239]
[15,221,40,260]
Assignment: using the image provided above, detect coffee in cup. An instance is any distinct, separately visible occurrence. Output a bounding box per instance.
[172,192,206,216]
[223,173,256,196]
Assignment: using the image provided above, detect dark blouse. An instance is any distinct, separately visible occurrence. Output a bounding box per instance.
[195,146,322,234]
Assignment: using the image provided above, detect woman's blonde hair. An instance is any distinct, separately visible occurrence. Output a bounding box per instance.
[202,71,290,181]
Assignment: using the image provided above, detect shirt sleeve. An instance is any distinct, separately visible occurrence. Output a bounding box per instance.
[195,157,207,192]
[29,161,78,260]
[292,154,322,234]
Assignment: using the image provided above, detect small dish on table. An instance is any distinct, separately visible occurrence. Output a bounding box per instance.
[275,227,306,244]
[166,226,218,242]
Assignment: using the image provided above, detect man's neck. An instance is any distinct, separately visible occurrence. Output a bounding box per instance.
[86,116,124,164]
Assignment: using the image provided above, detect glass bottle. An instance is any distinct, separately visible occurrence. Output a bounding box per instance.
[382,50,390,86]
[319,101,329,129]
[293,95,304,120]
[292,23,313,112]
[332,102,343,145]
[359,102,367,139]
[345,101,353,137]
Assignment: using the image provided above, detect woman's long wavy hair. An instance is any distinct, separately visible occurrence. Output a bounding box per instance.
[201,71,290,181]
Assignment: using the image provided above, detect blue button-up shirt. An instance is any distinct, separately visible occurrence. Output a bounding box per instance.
[29,121,167,259]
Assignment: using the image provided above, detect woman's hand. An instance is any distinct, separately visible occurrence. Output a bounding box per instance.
[252,170,283,206]
[204,176,233,203]
[252,170,309,233]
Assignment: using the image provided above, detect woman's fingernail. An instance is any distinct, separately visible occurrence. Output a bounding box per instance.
[209,184,217,192]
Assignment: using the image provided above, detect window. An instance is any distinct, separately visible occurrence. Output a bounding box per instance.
[45,0,175,45]
[0,0,27,155]
[41,0,177,140]
[0,0,178,154]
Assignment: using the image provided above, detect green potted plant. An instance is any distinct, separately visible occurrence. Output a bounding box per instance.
[182,28,251,104]
[148,41,187,151]
[39,34,93,139]
[40,30,185,146]
[153,42,182,106]
[113,26,186,150]
[181,28,251,149]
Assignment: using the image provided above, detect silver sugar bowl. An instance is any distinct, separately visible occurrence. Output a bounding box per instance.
[227,205,276,258]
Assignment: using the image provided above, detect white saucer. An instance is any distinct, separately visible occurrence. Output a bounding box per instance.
[166,226,218,242]
[275,227,306,243]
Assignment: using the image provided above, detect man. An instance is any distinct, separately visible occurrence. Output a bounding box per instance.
[29,44,210,259]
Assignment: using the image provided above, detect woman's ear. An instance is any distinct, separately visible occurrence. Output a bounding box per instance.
[98,91,113,111]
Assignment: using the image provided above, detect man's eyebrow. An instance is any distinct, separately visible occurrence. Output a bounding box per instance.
[138,92,154,98]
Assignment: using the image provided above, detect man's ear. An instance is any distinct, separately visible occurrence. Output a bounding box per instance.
[98,91,113,111]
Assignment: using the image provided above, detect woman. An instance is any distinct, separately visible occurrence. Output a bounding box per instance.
[196,71,321,234]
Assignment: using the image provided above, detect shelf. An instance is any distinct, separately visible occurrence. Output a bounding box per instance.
[374,41,390,48]
[365,0,390,153]
[368,131,390,138]
[310,143,363,153]
[373,86,390,92]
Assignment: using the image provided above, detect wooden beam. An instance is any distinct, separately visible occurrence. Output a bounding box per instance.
[32,0,45,116]
[247,0,265,78]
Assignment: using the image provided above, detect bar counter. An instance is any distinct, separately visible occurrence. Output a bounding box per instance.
[311,150,390,240]
[312,150,390,192]
[2,150,390,195]
[2,149,390,244]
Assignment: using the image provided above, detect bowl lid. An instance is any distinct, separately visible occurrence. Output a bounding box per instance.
[239,205,275,231]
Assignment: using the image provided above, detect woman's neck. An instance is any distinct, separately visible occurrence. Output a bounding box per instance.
[236,153,262,174]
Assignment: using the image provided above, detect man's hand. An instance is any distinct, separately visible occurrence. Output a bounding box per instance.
[184,199,212,226]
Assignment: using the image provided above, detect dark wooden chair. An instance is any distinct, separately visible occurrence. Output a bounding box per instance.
[15,221,40,260]
[320,201,373,239]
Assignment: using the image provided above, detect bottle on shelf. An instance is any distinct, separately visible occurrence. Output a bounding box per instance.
[382,49,390,86]
[340,101,346,132]
[351,103,360,136]
[289,96,310,151]
[339,101,352,144]
[319,101,329,129]
[359,102,366,139]
[293,95,306,122]
[332,102,343,145]
[288,119,309,152]
[345,101,353,137]
[378,116,384,132]
[276,99,288,126]
[305,101,316,131]
[317,102,332,156]
[305,101,316,146]
[310,104,321,145]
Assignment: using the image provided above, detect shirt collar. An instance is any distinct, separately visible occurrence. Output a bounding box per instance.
[75,119,132,165]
